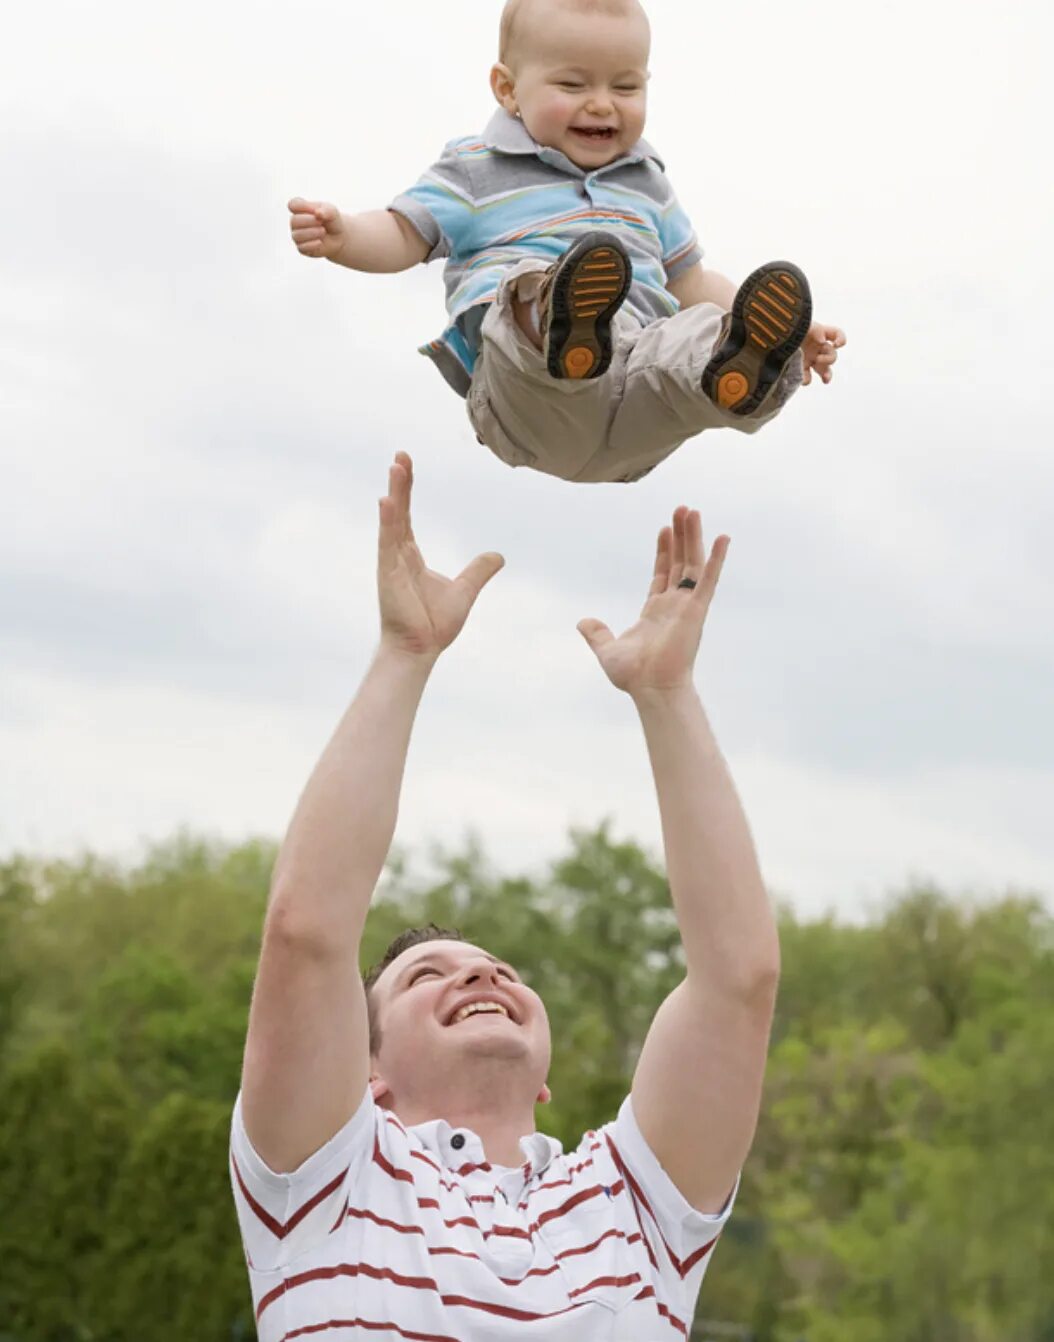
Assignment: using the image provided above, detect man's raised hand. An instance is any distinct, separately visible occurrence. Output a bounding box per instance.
[577,507,729,696]
[288,197,347,260]
[378,453,504,660]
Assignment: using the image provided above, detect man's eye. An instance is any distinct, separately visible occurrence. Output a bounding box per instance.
[559,82,584,90]
[497,967,517,981]
[615,86,640,93]
[410,968,439,984]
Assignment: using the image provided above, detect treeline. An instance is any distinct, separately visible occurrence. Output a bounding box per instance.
[0,829,1051,1341]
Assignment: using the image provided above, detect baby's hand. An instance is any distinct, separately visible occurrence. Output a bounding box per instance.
[802,322,847,386]
[288,197,347,261]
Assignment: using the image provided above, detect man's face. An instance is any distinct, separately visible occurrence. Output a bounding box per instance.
[369,939,552,1106]
[500,4,650,169]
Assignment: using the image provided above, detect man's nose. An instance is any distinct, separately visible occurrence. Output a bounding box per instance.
[459,959,501,986]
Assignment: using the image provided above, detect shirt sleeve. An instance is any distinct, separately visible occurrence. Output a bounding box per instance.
[229,1086,375,1272]
[389,139,478,263]
[607,1095,738,1288]
[654,175,704,281]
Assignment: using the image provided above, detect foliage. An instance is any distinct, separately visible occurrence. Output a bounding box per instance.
[0,832,1049,1340]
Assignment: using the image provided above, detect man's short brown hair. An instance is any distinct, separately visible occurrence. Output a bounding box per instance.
[363,924,466,1055]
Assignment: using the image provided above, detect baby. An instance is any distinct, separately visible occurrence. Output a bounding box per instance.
[289,0,846,484]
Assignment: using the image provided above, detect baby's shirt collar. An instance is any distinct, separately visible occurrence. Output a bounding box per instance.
[481,108,665,175]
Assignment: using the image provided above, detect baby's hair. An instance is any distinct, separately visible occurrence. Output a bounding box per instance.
[499,0,647,67]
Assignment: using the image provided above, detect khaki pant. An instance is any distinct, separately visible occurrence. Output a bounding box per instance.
[466,259,803,484]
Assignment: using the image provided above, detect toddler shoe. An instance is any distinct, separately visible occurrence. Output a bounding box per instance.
[702,261,812,415]
[541,232,632,380]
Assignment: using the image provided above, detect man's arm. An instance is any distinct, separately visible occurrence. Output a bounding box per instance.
[288,198,430,272]
[240,454,503,1174]
[578,509,778,1214]
[667,261,737,311]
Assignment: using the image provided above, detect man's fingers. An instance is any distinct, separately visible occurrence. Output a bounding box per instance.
[649,526,673,596]
[577,619,615,655]
[700,534,731,591]
[457,551,505,599]
[668,506,689,586]
[392,454,418,549]
[685,509,704,571]
[377,496,400,571]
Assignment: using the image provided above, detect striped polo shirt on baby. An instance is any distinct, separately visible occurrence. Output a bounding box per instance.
[230,1087,735,1341]
[389,109,703,396]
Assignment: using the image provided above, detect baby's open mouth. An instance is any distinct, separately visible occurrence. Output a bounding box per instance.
[571,127,616,141]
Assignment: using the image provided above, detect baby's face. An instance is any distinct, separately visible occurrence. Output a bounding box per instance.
[498,4,650,169]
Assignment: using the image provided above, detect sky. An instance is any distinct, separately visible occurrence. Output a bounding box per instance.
[2,0,1051,917]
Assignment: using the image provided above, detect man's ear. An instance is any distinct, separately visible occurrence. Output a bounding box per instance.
[490,62,518,115]
[370,1073,392,1106]
[536,1082,552,1104]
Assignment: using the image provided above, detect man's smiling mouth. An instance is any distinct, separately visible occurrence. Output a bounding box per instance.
[443,998,512,1025]
[448,1001,513,1025]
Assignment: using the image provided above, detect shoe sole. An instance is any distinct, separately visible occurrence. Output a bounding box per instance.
[546,232,631,380]
[702,261,812,415]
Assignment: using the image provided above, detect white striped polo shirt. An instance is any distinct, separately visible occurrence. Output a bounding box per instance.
[230,1087,735,1341]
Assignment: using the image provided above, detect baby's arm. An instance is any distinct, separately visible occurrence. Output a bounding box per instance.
[288,199,430,273]
[667,262,736,311]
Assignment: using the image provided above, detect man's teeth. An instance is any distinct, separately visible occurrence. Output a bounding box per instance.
[452,1002,510,1024]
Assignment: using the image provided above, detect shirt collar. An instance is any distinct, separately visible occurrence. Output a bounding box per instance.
[408,1115,563,1178]
[481,108,664,174]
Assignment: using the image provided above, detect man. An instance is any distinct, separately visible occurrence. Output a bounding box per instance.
[231,453,781,1340]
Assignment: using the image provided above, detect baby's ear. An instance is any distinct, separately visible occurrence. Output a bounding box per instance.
[490,62,518,113]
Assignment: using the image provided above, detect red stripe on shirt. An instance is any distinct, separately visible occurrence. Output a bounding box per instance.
[322,1211,642,1273]
[260,1261,601,1328]
[633,1286,688,1336]
[231,1153,348,1241]
[373,1135,414,1185]
[282,1318,458,1342]
[534,1180,614,1230]
[559,1227,642,1260]
[519,1156,595,1205]
[679,1234,720,1275]
[342,1206,427,1237]
[258,1262,441,1322]
[605,1134,721,1279]
[568,1271,642,1299]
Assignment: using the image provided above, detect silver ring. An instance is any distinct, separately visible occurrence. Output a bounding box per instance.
[677,578,697,590]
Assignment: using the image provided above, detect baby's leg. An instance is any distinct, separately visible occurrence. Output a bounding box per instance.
[467,260,635,482]
[589,300,803,483]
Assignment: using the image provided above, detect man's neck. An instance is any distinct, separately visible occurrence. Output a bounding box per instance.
[387,1074,541,1167]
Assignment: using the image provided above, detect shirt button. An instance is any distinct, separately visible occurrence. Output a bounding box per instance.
[451,1133,466,1151]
